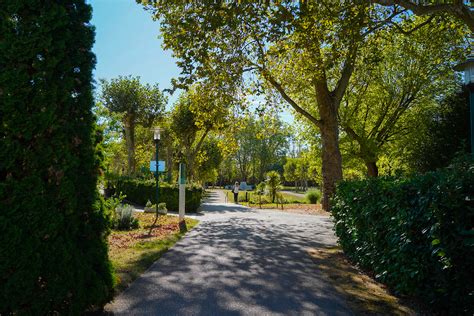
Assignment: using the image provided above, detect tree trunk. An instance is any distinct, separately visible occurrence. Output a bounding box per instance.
[123,114,136,176]
[365,161,379,177]
[319,106,343,212]
[166,146,173,182]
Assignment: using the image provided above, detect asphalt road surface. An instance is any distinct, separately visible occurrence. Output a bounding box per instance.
[106,190,351,316]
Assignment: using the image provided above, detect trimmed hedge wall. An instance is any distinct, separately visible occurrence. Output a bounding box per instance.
[0,2,113,314]
[115,179,203,213]
[332,159,474,314]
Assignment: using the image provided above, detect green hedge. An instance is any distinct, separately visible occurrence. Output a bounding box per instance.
[115,179,202,213]
[332,159,474,314]
[0,2,113,314]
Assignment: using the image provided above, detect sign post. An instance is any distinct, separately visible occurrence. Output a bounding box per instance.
[179,163,186,221]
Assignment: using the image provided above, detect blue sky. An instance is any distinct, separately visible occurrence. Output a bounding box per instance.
[89,0,180,104]
[88,0,293,122]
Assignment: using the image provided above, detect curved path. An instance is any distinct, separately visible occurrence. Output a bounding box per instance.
[106,190,351,315]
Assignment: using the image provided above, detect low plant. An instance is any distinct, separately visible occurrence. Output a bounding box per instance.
[114,204,139,230]
[157,202,168,215]
[144,200,154,213]
[306,190,321,204]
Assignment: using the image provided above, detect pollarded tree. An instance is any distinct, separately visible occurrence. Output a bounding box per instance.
[100,76,166,175]
[0,1,113,313]
[139,1,417,210]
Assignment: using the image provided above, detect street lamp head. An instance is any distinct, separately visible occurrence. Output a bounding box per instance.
[152,127,163,141]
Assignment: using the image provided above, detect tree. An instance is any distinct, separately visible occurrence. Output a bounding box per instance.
[339,18,466,176]
[100,76,166,175]
[0,2,113,313]
[408,88,470,172]
[170,83,230,180]
[284,158,298,189]
[139,1,416,210]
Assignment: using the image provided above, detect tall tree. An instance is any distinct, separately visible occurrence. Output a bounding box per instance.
[170,83,230,180]
[339,18,466,176]
[140,1,407,209]
[408,88,471,173]
[0,1,113,313]
[100,76,166,175]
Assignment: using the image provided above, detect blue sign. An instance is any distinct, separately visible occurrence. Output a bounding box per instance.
[150,160,165,172]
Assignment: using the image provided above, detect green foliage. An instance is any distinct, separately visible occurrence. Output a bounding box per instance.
[265,171,282,203]
[0,2,113,313]
[114,204,139,230]
[408,88,470,173]
[339,18,466,177]
[306,190,321,204]
[115,178,202,212]
[332,158,474,314]
[230,114,290,183]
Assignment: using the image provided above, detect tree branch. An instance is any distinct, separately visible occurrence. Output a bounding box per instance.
[373,0,474,32]
[262,70,323,129]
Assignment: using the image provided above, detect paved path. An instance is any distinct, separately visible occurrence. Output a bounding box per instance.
[281,190,306,199]
[106,190,351,315]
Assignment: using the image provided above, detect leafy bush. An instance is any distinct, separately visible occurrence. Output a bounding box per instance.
[332,158,474,314]
[114,204,139,230]
[115,178,202,212]
[306,190,321,204]
[0,2,114,314]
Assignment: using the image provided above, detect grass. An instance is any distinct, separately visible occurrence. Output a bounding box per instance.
[224,190,308,205]
[108,212,199,294]
[308,247,421,315]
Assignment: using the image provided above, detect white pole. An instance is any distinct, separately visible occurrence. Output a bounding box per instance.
[179,163,185,221]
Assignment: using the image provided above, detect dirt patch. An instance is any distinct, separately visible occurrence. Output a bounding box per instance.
[308,247,427,316]
[259,203,329,216]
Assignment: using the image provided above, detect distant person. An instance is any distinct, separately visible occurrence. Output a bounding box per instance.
[233,181,239,204]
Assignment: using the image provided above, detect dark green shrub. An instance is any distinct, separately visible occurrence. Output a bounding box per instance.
[332,158,474,314]
[115,178,202,212]
[306,190,321,204]
[0,2,113,314]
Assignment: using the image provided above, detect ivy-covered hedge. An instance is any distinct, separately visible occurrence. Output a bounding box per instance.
[115,178,203,213]
[332,159,474,314]
[0,1,113,314]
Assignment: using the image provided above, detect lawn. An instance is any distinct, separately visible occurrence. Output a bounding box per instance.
[224,190,308,205]
[108,212,199,293]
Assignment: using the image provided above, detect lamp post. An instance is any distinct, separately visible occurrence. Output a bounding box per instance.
[152,127,162,212]
[454,51,474,155]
